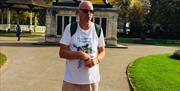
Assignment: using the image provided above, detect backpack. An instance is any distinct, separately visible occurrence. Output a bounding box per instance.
[70,22,101,38]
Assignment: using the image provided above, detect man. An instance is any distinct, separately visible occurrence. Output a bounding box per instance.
[16,24,21,41]
[59,1,105,91]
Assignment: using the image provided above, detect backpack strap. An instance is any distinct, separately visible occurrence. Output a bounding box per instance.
[70,22,78,36]
[95,23,101,38]
[70,22,101,38]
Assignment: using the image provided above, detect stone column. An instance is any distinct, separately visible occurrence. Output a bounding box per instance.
[45,9,52,35]
[34,12,37,32]
[106,13,118,46]
[7,8,11,31]
[30,11,33,32]
[45,9,56,42]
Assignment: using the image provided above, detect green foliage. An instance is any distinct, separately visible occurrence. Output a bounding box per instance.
[117,37,180,47]
[44,0,54,5]
[129,1,145,35]
[112,0,151,36]
[148,0,178,25]
[112,0,132,34]
[113,0,132,18]
[129,0,151,36]
[146,0,180,39]
[0,53,7,67]
[0,8,45,25]
[114,0,179,39]
[172,50,180,60]
[128,54,180,91]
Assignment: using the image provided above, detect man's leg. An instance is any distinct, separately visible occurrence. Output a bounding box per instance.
[62,81,99,91]
[62,81,80,91]
[18,36,20,41]
[80,82,99,91]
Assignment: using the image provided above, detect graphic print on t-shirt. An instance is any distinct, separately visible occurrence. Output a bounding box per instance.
[73,37,95,68]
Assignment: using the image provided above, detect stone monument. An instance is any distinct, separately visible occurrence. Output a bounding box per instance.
[45,0,120,47]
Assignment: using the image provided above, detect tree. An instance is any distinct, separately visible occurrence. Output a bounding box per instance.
[147,0,179,39]
[44,0,54,5]
[129,0,144,36]
[113,0,132,34]
[112,0,150,36]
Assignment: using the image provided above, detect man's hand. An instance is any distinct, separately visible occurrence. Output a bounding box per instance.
[78,51,91,61]
[84,58,99,68]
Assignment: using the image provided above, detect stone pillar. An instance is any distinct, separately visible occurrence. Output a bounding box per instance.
[106,13,118,46]
[45,9,52,36]
[45,9,58,42]
[30,11,33,32]
[7,8,11,31]
[34,12,37,32]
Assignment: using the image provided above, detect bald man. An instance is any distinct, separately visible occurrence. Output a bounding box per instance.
[59,1,105,91]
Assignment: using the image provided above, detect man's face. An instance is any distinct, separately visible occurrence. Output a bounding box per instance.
[78,2,94,22]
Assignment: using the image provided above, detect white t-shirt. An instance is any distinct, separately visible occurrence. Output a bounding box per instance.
[60,22,105,84]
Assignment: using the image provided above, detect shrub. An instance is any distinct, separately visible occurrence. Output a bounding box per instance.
[172,50,180,60]
[0,52,7,67]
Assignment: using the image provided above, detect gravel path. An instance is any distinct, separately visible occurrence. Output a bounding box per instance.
[0,37,178,91]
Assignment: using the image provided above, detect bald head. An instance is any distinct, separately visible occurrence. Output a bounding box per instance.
[77,1,94,27]
[78,1,93,10]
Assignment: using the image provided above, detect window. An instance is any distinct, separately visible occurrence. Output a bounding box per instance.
[57,16,62,35]
[101,18,107,37]
[57,16,77,35]
[94,17,107,37]
[95,17,100,24]
[57,15,107,37]
[64,16,69,29]
[71,16,76,23]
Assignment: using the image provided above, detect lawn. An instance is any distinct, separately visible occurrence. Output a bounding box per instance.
[0,53,7,68]
[127,54,180,91]
[118,37,180,47]
[0,32,44,37]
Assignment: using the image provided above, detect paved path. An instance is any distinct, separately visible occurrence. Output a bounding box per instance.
[0,37,178,91]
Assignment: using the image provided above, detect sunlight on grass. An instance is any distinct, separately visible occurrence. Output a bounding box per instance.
[0,32,44,37]
[128,54,180,91]
[0,53,7,68]
[118,37,180,47]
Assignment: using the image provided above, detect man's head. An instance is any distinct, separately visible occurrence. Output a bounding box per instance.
[77,1,94,23]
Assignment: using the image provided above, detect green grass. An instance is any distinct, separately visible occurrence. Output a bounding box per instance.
[118,37,180,47]
[0,53,7,68]
[0,32,44,37]
[128,54,180,91]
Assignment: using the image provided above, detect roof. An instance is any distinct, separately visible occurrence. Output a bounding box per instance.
[53,1,113,8]
[0,0,47,9]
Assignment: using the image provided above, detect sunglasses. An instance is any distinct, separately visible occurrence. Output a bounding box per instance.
[79,9,94,14]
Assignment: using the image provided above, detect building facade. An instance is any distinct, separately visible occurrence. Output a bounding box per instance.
[45,1,119,46]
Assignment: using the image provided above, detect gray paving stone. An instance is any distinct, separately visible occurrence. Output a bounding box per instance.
[0,37,178,91]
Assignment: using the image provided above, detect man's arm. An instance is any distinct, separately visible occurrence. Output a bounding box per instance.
[93,47,105,64]
[97,47,105,61]
[59,44,91,60]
